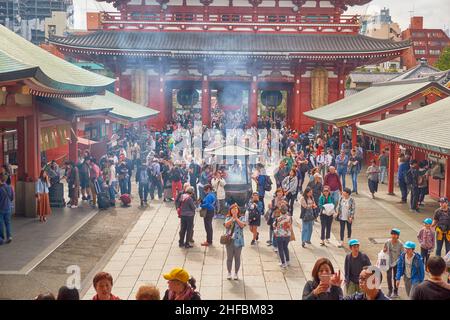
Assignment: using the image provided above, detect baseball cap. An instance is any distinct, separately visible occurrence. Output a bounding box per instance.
[423,218,433,225]
[404,241,416,250]
[390,228,401,236]
[348,239,360,247]
[163,267,190,283]
[439,197,448,203]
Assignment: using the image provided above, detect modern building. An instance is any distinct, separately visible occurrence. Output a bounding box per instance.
[49,0,410,132]
[402,16,450,69]
[0,0,73,45]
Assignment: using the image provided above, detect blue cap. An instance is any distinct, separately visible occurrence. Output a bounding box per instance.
[348,239,360,247]
[391,228,401,235]
[423,218,433,225]
[404,241,416,249]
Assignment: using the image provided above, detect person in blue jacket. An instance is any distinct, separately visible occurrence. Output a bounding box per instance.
[200,184,216,247]
[397,154,410,203]
[396,241,425,298]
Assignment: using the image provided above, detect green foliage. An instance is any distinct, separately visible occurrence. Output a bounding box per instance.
[435,46,450,71]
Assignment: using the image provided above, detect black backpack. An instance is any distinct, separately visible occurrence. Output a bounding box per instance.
[263,175,273,192]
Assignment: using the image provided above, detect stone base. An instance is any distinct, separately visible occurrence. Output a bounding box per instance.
[15,181,37,218]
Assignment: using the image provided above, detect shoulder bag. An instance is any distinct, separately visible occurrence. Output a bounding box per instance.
[220,220,236,245]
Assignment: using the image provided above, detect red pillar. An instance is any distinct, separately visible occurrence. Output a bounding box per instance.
[201,76,211,126]
[248,79,258,127]
[160,76,167,127]
[388,142,396,195]
[0,132,4,166]
[338,127,343,148]
[328,124,333,136]
[69,120,78,163]
[17,117,25,181]
[292,72,301,130]
[351,124,357,148]
[445,158,450,199]
[25,108,40,181]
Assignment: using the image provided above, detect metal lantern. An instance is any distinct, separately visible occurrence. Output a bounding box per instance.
[176,89,199,108]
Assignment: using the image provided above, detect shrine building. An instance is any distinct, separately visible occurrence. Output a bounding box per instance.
[49,0,410,131]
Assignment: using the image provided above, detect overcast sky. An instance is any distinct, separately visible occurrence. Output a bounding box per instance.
[73,0,450,31]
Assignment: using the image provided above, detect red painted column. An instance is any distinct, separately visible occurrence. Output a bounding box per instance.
[25,107,40,181]
[388,142,396,195]
[17,117,25,181]
[328,124,333,136]
[351,124,357,148]
[160,76,167,127]
[445,158,450,199]
[201,75,211,126]
[248,79,258,127]
[0,132,4,166]
[69,120,78,163]
[338,127,343,148]
[292,72,301,130]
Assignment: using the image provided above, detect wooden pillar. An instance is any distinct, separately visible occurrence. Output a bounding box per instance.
[201,75,211,126]
[338,127,343,148]
[351,124,357,148]
[328,124,333,136]
[248,78,258,127]
[293,71,301,130]
[69,120,78,163]
[17,117,25,181]
[388,142,396,195]
[25,107,40,181]
[445,158,450,199]
[159,75,167,127]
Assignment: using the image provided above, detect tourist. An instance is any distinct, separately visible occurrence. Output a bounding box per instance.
[266,188,285,249]
[273,160,288,189]
[178,187,196,249]
[149,157,163,201]
[79,156,91,201]
[65,161,80,209]
[348,149,360,194]
[335,150,349,189]
[36,170,51,223]
[307,172,323,215]
[211,170,226,218]
[254,164,271,212]
[302,258,343,300]
[107,159,117,202]
[273,206,292,268]
[344,239,371,295]
[417,218,435,265]
[162,267,201,300]
[395,241,425,298]
[188,157,201,199]
[92,272,120,300]
[431,197,450,256]
[170,161,183,201]
[318,185,335,246]
[343,267,390,300]
[0,164,12,185]
[282,169,299,216]
[200,184,216,247]
[300,187,317,248]
[223,204,246,280]
[135,284,161,300]
[57,286,80,300]
[246,192,263,245]
[406,159,420,212]
[295,150,309,191]
[324,166,342,206]
[336,188,355,248]
[161,160,173,202]
[411,256,450,300]
[417,161,430,206]
[397,154,410,203]
[366,159,380,199]
[136,159,150,207]
[89,157,101,207]
[198,165,211,200]
[378,150,389,184]
[383,228,404,298]
[0,173,14,245]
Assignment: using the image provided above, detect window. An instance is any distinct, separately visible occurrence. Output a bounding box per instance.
[429,41,441,46]
[430,50,441,55]
[412,32,425,37]
[415,49,426,55]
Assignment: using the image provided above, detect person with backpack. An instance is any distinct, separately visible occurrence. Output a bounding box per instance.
[432,197,450,257]
[178,187,197,249]
[406,160,420,213]
[397,154,410,204]
[149,158,163,201]
[282,169,299,216]
[136,159,150,207]
[246,192,263,245]
[417,161,430,207]
[170,162,183,202]
[200,184,216,247]
[273,161,288,189]
[254,164,271,213]
[396,241,425,298]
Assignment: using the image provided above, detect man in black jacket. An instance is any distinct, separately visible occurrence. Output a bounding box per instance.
[407,159,420,212]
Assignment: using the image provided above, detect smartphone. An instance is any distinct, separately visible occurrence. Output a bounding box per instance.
[319,274,331,284]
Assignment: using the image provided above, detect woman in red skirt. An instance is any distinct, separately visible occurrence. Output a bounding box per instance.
[36,170,52,222]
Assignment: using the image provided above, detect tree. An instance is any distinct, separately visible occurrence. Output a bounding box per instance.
[435,46,450,71]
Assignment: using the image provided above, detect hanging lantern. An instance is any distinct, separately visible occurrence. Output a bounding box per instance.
[218,86,243,111]
[261,90,283,108]
[176,89,199,108]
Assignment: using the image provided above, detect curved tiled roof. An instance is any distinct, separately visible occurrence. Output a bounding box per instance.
[0,25,114,95]
[50,31,410,55]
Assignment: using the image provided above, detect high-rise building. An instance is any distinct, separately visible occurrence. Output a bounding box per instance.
[0,0,73,45]
[402,16,450,69]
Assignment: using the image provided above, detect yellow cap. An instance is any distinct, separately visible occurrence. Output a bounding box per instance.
[163,267,189,283]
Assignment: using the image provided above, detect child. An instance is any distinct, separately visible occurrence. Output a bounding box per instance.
[417,218,435,265]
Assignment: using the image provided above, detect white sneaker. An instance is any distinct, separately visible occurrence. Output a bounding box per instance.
[233,274,239,280]
[286,261,291,266]
[337,241,343,248]
[227,273,232,280]
[326,239,331,244]
[71,205,78,209]
[273,247,278,252]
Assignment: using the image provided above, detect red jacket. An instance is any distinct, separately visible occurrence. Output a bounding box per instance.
[324,172,342,192]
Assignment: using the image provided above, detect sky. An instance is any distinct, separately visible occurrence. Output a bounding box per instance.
[73,0,450,31]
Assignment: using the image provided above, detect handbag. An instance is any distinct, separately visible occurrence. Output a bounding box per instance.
[199,208,207,218]
[302,207,315,222]
[220,220,236,245]
[289,225,296,242]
